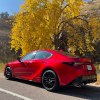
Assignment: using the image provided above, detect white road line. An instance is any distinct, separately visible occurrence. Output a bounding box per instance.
[0,88,33,100]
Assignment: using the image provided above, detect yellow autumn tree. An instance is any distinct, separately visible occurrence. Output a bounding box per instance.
[11,0,84,56]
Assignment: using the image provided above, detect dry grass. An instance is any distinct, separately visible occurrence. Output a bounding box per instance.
[95,74,100,85]
[95,63,100,72]
[94,63,100,85]
[0,63,5,73]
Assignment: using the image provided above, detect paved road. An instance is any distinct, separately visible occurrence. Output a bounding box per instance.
[0,73,100,100]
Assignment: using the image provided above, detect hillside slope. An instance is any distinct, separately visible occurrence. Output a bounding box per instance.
[0,17,17,63]
[82,0,100,15]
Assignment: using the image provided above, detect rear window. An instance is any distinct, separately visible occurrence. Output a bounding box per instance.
[57,51,78,57]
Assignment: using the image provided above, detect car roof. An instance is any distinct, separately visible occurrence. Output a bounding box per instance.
[36,50,57,54]
[36,50,78,58]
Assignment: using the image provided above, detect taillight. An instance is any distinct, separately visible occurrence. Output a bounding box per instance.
[62,62,84,67]
[62,62,74,66]
[74,62,84,66]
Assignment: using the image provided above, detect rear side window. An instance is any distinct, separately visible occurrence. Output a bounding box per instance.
[35,51,52,59]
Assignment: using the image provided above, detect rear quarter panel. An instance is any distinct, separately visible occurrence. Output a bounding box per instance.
[41,59,79,86]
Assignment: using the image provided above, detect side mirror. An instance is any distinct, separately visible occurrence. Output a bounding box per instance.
[17,57,21,62]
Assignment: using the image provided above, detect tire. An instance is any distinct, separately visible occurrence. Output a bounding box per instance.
[42,70,59,91]
[5,67,12,80]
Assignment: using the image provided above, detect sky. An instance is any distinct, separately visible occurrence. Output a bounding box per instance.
[0,0,24,15]
[0,0,91,15]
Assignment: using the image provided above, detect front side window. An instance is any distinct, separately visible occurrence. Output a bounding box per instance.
[21,51,36,62]
[34,51,52,59]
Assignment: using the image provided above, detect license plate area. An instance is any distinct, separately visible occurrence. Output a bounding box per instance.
[87,65,92,70]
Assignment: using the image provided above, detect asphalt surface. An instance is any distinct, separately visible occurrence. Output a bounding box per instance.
[0,73,100,100]
[0,91,23,100]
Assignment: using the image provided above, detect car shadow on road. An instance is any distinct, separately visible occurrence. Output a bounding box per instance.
[55,85,100,100]
[12,78,100,100]
[11,78,43,88]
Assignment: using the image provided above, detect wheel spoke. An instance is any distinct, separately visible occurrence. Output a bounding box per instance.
[43,77,48,81]
[50,78,55,81]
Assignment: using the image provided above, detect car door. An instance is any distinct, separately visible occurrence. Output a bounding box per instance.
[27,51,52,78]
[13,51,36,79]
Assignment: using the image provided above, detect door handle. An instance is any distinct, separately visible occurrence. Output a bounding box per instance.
[27,61,32,64]
[29,61,33,63]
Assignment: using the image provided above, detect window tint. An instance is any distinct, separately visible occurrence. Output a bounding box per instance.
[21,52,36,62]
[35,51,52,59]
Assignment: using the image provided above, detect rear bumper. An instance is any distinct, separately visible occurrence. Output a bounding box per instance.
[71,74,97,85]
[81,74,97,83]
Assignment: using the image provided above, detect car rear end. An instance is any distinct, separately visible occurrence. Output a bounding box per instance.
[51,51,97,87]
[70,57,97,86]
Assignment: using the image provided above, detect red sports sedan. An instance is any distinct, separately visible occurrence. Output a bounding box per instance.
[4,50,97,91]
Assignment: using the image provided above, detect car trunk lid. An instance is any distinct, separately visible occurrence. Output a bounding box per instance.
[73,57,96,75]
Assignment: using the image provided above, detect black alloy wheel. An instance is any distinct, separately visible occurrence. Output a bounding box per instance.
[42,70,59,91]
[5,67,12,80]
